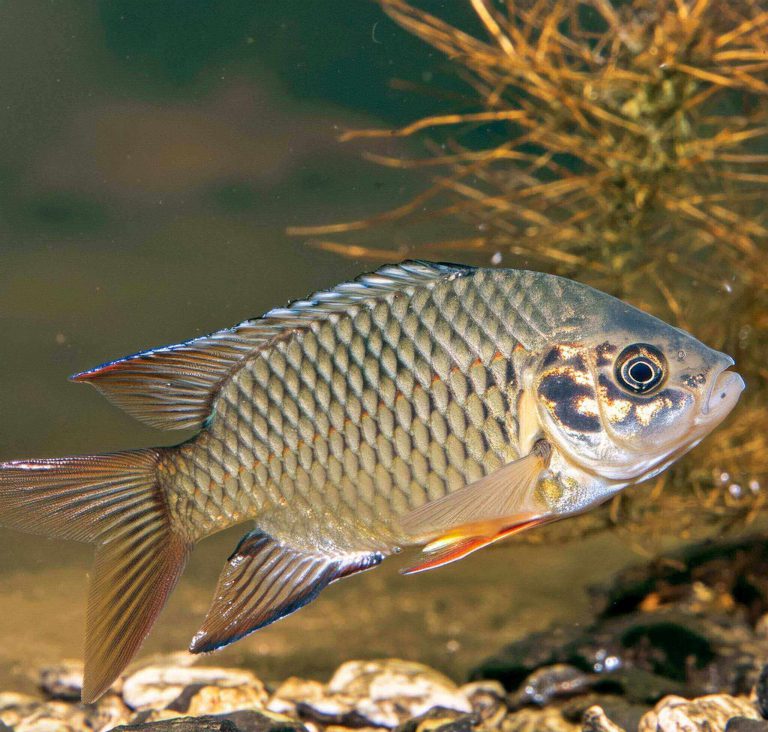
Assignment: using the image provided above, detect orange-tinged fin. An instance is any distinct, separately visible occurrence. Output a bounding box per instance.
[189,530,383,654]
[401,518,544,574]
[0,450,191,702]
[72,261,476,432]
[400,440,552,543]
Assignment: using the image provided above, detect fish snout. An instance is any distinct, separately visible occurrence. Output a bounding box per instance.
[699,358,744,419]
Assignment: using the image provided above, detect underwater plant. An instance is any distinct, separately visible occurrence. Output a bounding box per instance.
[289,0,768,547]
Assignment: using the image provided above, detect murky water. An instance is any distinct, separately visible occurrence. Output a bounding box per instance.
[0,526,638,694]
[0,1,741,698]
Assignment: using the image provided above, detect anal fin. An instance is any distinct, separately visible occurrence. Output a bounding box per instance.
[189,530,383,654]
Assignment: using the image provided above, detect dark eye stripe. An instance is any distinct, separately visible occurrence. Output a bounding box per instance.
[596,342,617,367]
[538,373,601,432]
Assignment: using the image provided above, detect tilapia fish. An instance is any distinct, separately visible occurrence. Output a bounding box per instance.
[0,261,744,700]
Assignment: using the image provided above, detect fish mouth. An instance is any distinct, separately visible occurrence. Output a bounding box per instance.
[698,360,745,420]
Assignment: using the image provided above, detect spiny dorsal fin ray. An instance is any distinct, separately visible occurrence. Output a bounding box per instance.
[189,529,383,654]
[73,261,475,431]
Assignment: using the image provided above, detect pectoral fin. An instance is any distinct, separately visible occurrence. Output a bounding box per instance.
[399,440,552,574]
[401,518,545,574]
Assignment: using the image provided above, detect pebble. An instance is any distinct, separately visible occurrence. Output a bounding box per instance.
[172,685,272,716]
[84,692,133,731]
[459,680,507,724]
[0,693,48,728]
[12,700,88,732]
[122,666,268,711]
[638,694,760,732]
[328,660,473,728]
[267,678,351,721]
[270,660,472,728]
[39,661,85,701]
[0,692,131,732]
[501,706,580,732]
[582,706,626,732]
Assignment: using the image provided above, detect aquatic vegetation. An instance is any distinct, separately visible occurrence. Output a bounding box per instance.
[289,0,768,546]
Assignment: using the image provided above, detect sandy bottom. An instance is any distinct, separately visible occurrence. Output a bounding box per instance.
[0,526,640,695]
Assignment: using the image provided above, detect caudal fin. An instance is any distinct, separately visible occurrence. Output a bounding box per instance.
[0,449,190,702]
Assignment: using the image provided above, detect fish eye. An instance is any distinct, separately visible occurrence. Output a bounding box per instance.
[615,343,666,394]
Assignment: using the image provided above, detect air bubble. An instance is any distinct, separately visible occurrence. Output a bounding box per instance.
[728,483,743,498]
[491,252,502,265]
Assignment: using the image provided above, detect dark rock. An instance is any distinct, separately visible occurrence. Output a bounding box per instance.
[114,710,308,732]
[591,667,691,704]
[473,537,768,709]
[560,694,647,732]
[38,661,84,701]
[507,665,595,709]
[115,717,237,732]
[395,707,479,732]
[293,702,371,727]
[756,663,768,718]
[166,684,207,713]
[470,625,576,690]
[473,583,768,704]
[726,719,768,732]
[591,539,768,624]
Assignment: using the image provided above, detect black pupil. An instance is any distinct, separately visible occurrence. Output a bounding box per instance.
[628,360,654,384]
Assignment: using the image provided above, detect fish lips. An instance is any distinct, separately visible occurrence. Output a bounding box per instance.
[697,357,745,422]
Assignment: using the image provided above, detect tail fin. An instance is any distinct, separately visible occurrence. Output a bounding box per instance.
[0,449,190,702]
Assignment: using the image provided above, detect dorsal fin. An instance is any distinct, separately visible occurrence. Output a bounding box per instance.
[72,261,475,431]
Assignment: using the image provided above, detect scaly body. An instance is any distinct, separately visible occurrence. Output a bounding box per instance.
[166,268,543,544]
[0,261,744,702]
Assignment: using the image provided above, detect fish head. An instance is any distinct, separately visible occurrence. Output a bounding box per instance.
[530,297,744,504]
